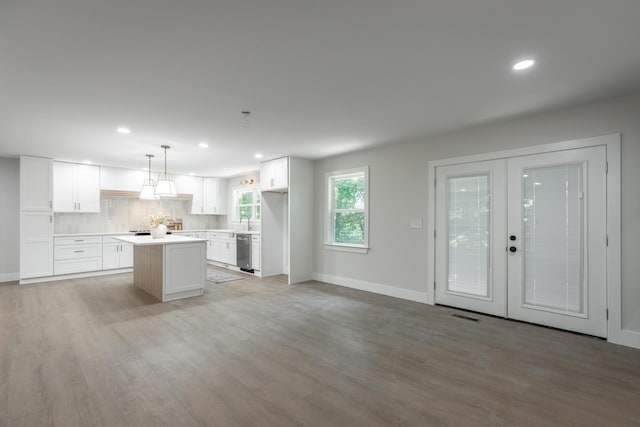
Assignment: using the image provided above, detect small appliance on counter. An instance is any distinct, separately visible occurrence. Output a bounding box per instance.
[167,219,183,230]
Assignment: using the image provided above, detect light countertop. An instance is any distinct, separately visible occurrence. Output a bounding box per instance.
[54,229,260,237]
[54,232,135,237]
[173,229,261,235]
[112,235,207,245]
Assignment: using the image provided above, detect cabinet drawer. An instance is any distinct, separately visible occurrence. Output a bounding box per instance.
[55,258,102,275]
[209,232,235,240]
[55,244,102,260]
[55,236,102,245]
[102,235,131,244]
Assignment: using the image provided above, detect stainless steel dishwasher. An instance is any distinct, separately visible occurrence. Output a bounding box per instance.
[236,234,253,273]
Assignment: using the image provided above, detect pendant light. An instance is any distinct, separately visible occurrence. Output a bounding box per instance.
[140,154,159,200]
[154,145,177,197]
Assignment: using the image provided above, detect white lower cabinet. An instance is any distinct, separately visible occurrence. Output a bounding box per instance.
[20,156,54,280]
[206,238,216,260]
[21,211,54,279]
[207,232,237,265]
[54,235,102,275]
[102,236,133,269]
[251,235,260,271]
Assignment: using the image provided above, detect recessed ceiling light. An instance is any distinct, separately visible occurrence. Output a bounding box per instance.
[83,160,92,164]
[513,59,535,71]
[254,153,263,159]
[117,127,131,134]
[198,142,209,148]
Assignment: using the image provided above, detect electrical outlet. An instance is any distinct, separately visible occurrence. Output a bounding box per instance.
[410,219,423,229]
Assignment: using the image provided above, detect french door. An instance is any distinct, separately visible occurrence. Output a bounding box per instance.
[434,146,608,337]
[434,160,507,317]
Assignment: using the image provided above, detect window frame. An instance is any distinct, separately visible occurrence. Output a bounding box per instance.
[231,187,261,223]
[324,166,369,253]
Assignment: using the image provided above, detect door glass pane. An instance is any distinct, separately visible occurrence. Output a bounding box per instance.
[522,165,584,313]
[447,175,490,297]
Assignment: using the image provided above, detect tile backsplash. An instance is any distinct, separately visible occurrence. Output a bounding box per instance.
[54,198,225,234]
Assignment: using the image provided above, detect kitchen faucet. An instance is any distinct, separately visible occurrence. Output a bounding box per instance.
[240,213,252,231]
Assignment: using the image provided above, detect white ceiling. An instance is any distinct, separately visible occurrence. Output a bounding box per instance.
[1,0,639,177]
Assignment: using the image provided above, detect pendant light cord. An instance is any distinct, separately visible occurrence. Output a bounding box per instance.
[161,145,170,175]
[147,154,153,179]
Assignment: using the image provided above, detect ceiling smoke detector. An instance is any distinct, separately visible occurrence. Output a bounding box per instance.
[241,111,251,127]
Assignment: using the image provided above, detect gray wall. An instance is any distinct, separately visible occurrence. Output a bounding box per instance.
[313,91,640,333]
[0,157,19,281]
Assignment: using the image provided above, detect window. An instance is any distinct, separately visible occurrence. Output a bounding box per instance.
[233,188,260,221]
[325,166,369,252]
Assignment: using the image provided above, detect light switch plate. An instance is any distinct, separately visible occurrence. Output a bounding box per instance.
[410,219,423,229]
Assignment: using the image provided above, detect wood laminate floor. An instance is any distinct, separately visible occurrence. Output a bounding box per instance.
[1,269,639,426]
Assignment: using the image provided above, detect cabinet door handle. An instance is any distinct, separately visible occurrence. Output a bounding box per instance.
[74,239,84,242]
[270,178,274,187]
[74,250,84,253]
[78,202,80,210]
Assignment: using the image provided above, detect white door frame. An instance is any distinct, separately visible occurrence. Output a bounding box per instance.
[426,134,633,348]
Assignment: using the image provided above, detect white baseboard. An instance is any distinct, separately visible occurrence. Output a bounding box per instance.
[610,328,640,350]
[0,272,19,283]
[311,272,428,304]
[206,260,261,278]
[19,268,132,285]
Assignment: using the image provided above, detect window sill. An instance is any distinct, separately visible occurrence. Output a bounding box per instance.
[323,243,369,254]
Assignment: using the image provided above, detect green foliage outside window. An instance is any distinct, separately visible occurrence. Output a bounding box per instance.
[333,175,365,244]
[236,189,260,220]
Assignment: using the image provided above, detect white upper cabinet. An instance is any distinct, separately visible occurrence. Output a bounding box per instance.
[191,176,204,214]
[53,162,100,212]
[260,157,288,191]
[20,156,53,211]
[191,177,228,214]
[203,177,227,214]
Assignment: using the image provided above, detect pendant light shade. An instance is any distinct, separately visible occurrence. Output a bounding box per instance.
[140,154,159,200]
[155,145,177,197]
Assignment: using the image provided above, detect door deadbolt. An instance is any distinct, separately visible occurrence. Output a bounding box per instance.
[509,235,516,241]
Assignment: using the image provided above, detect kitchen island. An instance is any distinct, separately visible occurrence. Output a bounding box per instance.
[113,235,207,302]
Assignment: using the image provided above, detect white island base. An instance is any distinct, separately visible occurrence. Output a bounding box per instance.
[115,235,207,302]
